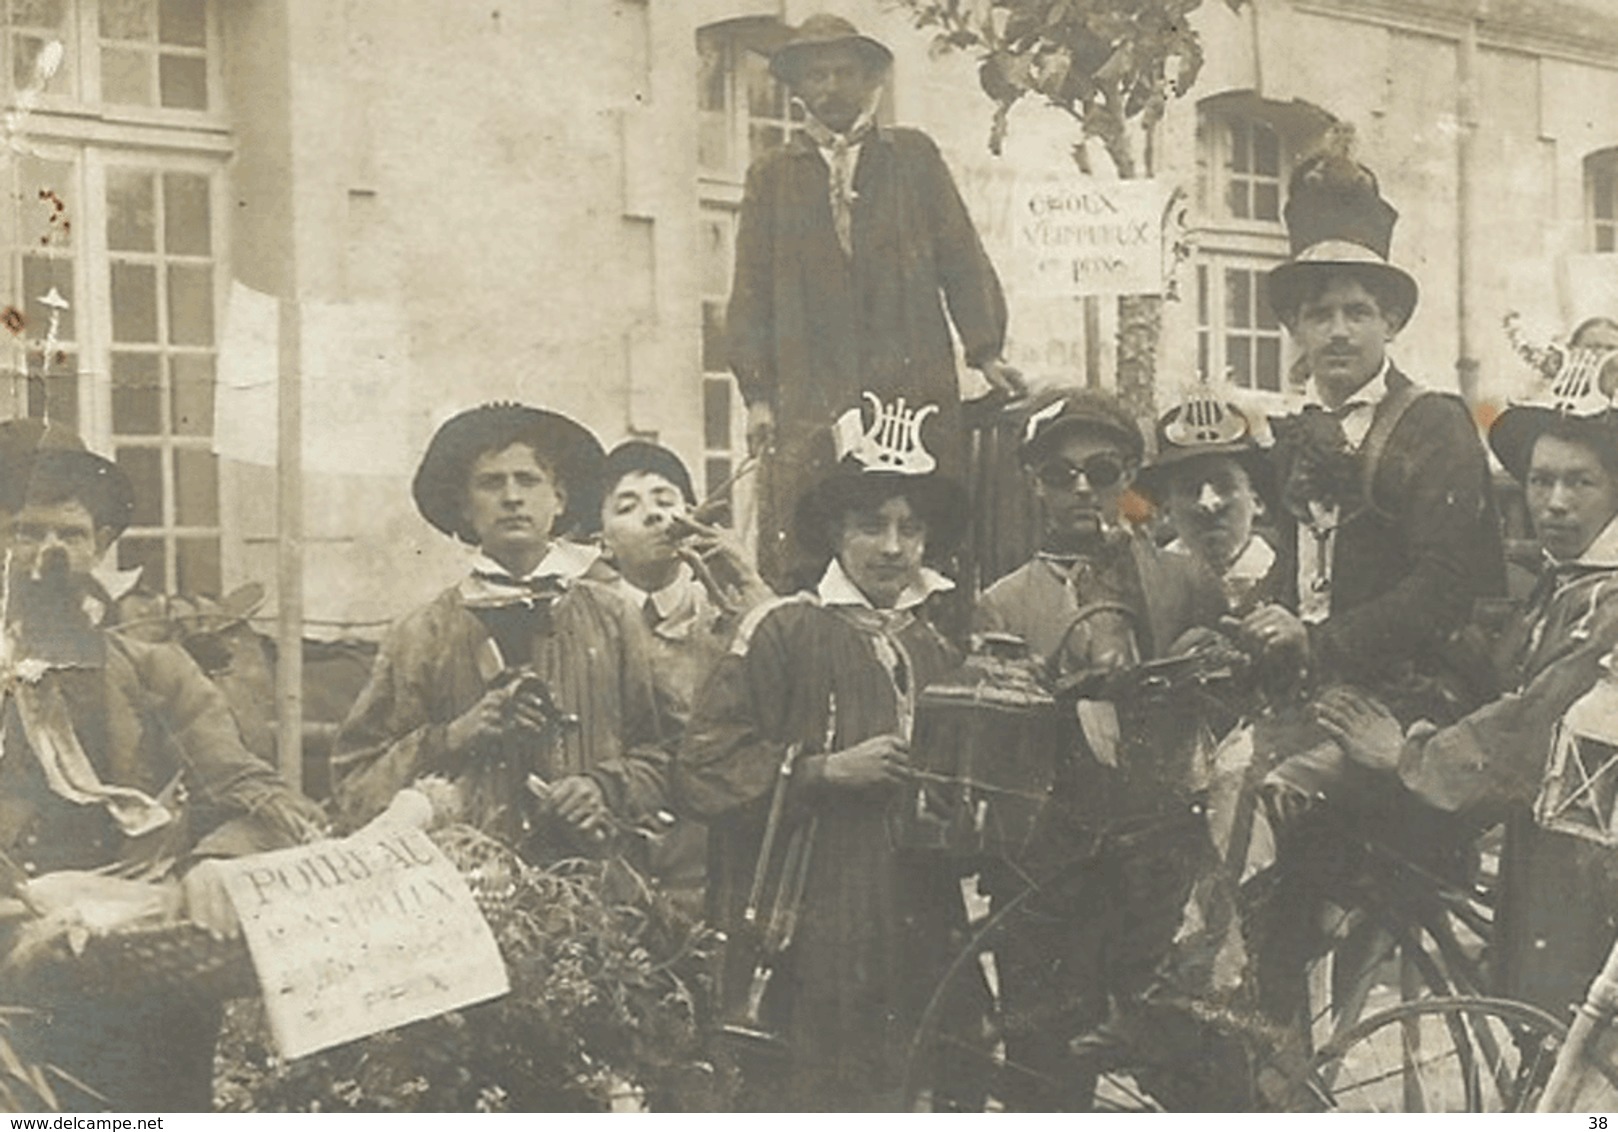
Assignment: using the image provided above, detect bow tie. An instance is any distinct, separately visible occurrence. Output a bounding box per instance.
[463,570,570,610]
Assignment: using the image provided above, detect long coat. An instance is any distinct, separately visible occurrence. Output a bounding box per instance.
[1393,549,1618,1018]
[674,593,973,1110]
[727,127,1007,589]
[1271,368,1505,717]
[330,579,676,843]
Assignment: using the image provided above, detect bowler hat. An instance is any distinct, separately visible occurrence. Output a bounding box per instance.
[770,14,892,85]
[1267,149,1418,331]
[413,402,605,542]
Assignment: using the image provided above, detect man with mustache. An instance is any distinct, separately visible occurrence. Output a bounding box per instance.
[0,444,321,1111]
[727,13,1019,590]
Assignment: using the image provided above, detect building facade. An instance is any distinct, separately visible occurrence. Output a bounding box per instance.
[0,0,1611,632]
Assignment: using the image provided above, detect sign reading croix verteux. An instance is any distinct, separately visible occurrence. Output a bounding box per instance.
[1015,179,1167,298]
[216,827,509,1060]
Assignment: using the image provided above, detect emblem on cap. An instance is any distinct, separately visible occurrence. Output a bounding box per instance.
[1504,312,1618,415]
[833,391,939,475]
[1161,382,1251,449]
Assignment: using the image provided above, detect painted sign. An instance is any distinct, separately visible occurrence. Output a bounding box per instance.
[1014,179,1168,298]
[217,826,509,1060]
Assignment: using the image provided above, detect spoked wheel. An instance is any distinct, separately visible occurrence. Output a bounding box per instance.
[1305,997,1567,1112]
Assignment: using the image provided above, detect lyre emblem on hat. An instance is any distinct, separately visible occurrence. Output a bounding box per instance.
[1504,312,1618,415]
[833,391,939,475]
[1162,381,1250,449]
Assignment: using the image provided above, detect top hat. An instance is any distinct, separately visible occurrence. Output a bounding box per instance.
[1266,143,1419,331]
[769,13,893,85]
[1136,384,1270,503]
[794,392,967,560]
[413,402,605,543]
[1490,315,1618,481]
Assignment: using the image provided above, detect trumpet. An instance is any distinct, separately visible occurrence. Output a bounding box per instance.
[667,511,765,619]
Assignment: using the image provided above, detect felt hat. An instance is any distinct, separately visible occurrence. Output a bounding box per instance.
[19,447,136,538]
[413,402,605,542]
[1266,143,1418,331]
[793,393,967,560]
[1136,386,1271,504]
[769,13,892,85]
[1018,387,1145,468]
[1491,320,1618,481]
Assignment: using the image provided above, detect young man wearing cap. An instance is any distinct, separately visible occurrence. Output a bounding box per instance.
[331,404,675,857]
[728,12,1019,591]
[675,398,979,1110]
[1136,391,1277,615]
[972,388,1232,1111]
[595,440,772,908]
[1320,397,1618,1020]
[0,446,321,1111]
[1241,147,1503,713]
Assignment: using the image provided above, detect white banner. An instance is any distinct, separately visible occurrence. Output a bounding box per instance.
[1013,179,1167,298]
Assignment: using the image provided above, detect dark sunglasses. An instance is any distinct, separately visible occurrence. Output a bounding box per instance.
[1034,454,1127,491]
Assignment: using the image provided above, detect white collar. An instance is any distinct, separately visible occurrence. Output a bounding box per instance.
[815,557,954,612]
[1303,356,1394,413]
[467,539,598,584]
[1167,533,1275,582]
[1552,515,1618,570]
[613,560,698,621]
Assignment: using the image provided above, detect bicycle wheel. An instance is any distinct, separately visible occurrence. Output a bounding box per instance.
[1306,996,1567,1112]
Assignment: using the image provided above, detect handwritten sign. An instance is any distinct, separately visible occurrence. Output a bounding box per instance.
[1014,179,1167,298]
[217,827,509,1060]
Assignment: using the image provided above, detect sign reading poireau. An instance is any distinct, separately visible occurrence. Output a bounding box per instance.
[1014,179,1167,298]
[216,827,509,1060]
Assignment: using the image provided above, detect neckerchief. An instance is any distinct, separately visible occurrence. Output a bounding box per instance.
[801,92,880,259]
[458,541,599,610]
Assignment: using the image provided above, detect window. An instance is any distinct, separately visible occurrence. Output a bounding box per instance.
[1589,149,1618,254]
[1193,96,1330,397]
[0,0,224,595]
[695,18,799,508]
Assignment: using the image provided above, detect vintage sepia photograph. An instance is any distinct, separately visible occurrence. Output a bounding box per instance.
[1,0,1618,1115]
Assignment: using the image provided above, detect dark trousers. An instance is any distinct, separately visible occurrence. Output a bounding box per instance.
[18,993,222,1111]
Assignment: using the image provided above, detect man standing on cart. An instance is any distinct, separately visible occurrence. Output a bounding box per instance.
[1321,353,1618,1022]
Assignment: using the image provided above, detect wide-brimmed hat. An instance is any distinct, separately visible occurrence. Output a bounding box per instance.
[793,394,966,560]
[1267,146,1418,331]
[1136,389,1271,503]
[769,13,892,85]
[1490,327,1618,481]
[1019,387,1145,468]
[413,402,605,542]
[19,447,136,538]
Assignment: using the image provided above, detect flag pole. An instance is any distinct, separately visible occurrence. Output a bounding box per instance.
[276,293,304,793]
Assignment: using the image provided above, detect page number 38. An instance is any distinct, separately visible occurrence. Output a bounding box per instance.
[1592,1118,1609,1128]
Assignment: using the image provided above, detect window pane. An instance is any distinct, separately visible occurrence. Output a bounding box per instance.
[111,351,161,434]
[111,262,158,341]
[116,446,163,526]
[1228,336,1252,387]
[166,263,212,345]
[703,377,731,450]
[158,52,205,110]
[1197,332,1210,384]
[175,536,219,596]
[1225,180,1249,220]
[13,34,74,96]
[117,535,166,591]
[162,172,210,255]
[700,216,732,296]
[1254,125,1280,176]
[101,0,155,41]
[1196,265,1208,326]
[1257,337,1281,392]
[701,300,725,373]
[169,353,212,435]
[1228,120,1249,173]
[19,156,74,249]
[16,0,69,25]
[22,256,73,340]
[107,168,156,251]
[1225,269,1252,329]
[27,357,76,428]
[1256,283,1280,331]
[742,49,781,119]
[101,46,152,104]
[705,457,732,504]
[158,0,205,47]
[173,446,216,524]
[1594,166,1615,220]
[1254,182,1279,221]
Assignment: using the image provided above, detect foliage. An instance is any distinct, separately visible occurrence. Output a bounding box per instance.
[895,0,1245,174]
[214,828,735,1113]
[0,1007,61,1113]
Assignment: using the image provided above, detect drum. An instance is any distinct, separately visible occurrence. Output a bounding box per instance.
[897,634,1067,860]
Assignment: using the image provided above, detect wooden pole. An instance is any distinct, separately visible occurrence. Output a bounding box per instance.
[276,293,303,793]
